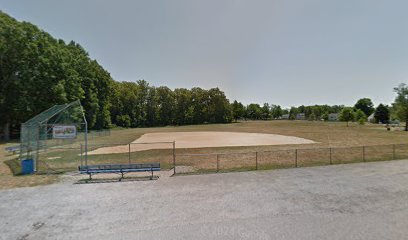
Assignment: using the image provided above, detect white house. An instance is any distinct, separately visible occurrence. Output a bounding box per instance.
[296,113,305,120]
[368,113,375,123]
[328,113,339,121]
[281,114,290,120]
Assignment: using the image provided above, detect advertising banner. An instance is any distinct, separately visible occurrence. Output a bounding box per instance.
[52,125,77,139]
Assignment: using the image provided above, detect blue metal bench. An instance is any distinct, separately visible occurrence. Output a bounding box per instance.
[78,163,160,181]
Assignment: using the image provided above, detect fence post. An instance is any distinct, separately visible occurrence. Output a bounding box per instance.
[363,146,366,162]
[393,144,396,160]
[329,147,332,165]
[295,149,298,168]
[216,154,219,172]
[128,143,131,164]
[173,141,176,175]
[255,152,258,170]
[80,143,83,166]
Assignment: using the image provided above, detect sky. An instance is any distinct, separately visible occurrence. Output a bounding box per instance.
[1,0,408,107]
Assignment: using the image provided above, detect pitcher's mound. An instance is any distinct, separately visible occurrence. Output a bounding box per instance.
[88,131,315,155]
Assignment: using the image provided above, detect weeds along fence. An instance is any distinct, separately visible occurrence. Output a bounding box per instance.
[78,141,176,170]
[174,144,408,174]
[33,142,408,175]
[27,129,112,174]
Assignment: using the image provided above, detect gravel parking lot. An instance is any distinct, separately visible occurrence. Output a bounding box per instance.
[1,160,408,240]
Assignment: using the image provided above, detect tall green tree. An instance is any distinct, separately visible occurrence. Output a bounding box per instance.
[393,84,408,131]
[339,107,355,126]
[289,107,298,120]
[271,105,282,119]
[246,104,262,120]
[231,100,245,122]
[354,98,374,117]
[374,104,390,124]
[173,88,193,125]
[355,109,367,124]
[207,88,232,123]
[156,86,175,126]
[261,103,270,120]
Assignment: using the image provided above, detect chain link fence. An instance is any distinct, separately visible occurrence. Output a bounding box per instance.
[174,144,408,174]
[79,142,175,170]
[30,142,408,175]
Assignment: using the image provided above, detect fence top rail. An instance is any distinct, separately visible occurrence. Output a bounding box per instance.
[86,141,175,147]
[177,153,218,156]
[175,143,408,157]
[130,141,175,144]
[177,150,290,156]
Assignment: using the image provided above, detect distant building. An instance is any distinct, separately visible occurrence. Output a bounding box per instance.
[296,113,305,120]
[328,113,339,121]
[368,113,375,123]
[281,114,290,120]
[390,119,400,125]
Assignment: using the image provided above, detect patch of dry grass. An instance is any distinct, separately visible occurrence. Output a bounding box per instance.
[0,142,58,190]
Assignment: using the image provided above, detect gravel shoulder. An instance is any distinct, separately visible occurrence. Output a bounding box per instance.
[1,160,408,240]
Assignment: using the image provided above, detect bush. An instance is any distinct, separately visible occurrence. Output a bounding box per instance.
[115,115,131,128]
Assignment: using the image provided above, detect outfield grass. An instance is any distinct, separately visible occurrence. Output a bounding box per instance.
[2,120,408,189]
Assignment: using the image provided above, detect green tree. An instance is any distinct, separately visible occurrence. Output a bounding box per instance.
[289,107,298,120]
[271,105,282,119]
[207,88,232,123]
[393,84,408,131]
[374,104,390,124]
[354,98,374,116]
[355,109,367,125]
[261,103,270,120]
[339,107,355,126]
[246,104,262,120]
[190,87,208,124]
[231,100,245,122]
[308,113,316,121]
[156,86,175,126]
[322,112,329,121]
[116,115,131,128]
[174,88,192,125]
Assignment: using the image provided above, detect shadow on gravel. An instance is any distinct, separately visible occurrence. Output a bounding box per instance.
[75,176,159,184]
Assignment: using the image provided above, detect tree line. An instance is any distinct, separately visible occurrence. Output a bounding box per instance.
[1,11,408,140]
[109,81,231,127]
[230,98,393,124]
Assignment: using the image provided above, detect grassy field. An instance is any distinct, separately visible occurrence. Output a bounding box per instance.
[1,120,408,189]
[0,142,58,190]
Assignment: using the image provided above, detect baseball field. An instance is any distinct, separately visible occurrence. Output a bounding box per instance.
[2,120,408,189]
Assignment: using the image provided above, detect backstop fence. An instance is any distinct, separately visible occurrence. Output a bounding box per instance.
[20,100,87,173]
[174,143,408,174]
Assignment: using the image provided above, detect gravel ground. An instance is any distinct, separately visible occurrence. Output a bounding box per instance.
[1,160,408,240]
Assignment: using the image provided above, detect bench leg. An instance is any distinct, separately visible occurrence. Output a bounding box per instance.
[88,173,92,181]
[150,169,153,180]
[119,172,124,181]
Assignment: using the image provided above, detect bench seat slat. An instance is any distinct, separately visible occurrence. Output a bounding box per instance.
[80,168,161,174]
[78,163,160,174]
